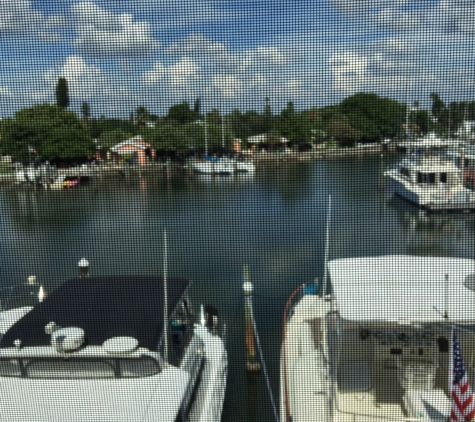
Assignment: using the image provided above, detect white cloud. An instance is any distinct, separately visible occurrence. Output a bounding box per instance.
[0,86,12,96]
[213,75,242,98]
[143,63,166,85]
[169,57,201,86]
[44,55,103,100]
[166,33,226,56]
[142,57,200,88]
[330,52,368,94]
[328,0,409,16]
[72,2,160,58]
[0,0,63,41]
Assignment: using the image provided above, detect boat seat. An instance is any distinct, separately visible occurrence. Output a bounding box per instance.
[338,361,372,393]
[403,389,450,422]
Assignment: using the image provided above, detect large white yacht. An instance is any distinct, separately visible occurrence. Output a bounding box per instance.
[385,147,475,211]
[0,276,227,421]
[280,255,475,422]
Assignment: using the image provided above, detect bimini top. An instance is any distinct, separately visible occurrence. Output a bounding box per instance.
[328,255,475,323]
[0,276,189,350]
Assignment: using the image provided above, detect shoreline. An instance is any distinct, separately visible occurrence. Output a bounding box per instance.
[0,145,388,187]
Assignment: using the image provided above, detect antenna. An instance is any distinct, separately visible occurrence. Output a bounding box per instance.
[163,229,168,366]
[444,273,449,320]
[323,195,332,296]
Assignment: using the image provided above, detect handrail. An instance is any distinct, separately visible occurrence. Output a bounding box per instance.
[282,285,303,422]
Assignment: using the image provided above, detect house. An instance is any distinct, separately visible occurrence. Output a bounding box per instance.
[110,136,154,165]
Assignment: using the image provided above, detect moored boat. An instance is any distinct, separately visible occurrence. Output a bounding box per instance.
[385,147,475,211]
[0,275,227,421]
[281,255,475,422]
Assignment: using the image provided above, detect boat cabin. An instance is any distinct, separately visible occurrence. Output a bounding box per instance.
[328,256,475,422]
[0,276,195,378]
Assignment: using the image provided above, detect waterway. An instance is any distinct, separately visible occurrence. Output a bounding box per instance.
[1,154,475,421]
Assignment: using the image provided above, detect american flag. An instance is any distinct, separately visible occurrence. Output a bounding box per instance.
[451,329,475,421]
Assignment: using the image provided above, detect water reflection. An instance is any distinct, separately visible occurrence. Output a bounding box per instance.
[388,196,475,256]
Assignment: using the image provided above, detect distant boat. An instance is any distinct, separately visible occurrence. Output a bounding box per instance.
[190,156,233,175]
[385,146,475,211]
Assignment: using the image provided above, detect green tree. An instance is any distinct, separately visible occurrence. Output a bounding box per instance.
[430,92,445,122]
[55,77,69,109]
[136,106,149,127]
[325,115,361,147]
[167,101,197,125]
[0,104,94,161]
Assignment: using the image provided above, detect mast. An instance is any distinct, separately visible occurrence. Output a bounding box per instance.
[163,229,168,366]
[323,195,332,296]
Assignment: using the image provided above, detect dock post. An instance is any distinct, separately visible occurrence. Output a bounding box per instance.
[243,266,261,372]
[78,258,89,278]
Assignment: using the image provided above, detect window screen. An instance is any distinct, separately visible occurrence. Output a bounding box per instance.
[1,1,475,421]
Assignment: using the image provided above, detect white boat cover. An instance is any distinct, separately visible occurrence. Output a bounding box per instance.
[328,255,475,323]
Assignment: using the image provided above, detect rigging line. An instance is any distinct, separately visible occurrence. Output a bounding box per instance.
[250,306,280,422]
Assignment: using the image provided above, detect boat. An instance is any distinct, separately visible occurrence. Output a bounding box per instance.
[385,146,475,211]
[190,155,234,175]
[0,275,227,421]
[234,156,255,173]
[280,254,475,422]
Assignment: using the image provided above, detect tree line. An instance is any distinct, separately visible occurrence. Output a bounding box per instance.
[0,77,474,163]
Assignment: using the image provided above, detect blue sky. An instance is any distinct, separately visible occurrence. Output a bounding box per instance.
[0,0,474,117]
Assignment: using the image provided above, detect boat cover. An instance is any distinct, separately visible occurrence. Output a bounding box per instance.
[0,276,189,350]
[328,255,475,323]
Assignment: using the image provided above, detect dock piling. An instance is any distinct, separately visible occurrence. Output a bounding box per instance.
[243,266,261,372]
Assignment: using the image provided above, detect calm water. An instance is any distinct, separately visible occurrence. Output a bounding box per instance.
[1,155,475,421]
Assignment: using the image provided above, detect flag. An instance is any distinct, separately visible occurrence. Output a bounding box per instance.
[451,329,475,421]
[28,146,37,154]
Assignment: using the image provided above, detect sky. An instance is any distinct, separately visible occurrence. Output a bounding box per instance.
[0,0,474,117]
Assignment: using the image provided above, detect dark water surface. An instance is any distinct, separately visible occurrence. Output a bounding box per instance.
[1,155,475,421]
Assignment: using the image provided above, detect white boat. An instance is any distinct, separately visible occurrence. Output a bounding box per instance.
[385,148,475,210]
[280,255,475,422]
[234,158,255,173]
[190,156,233,175]
[0,275,227,421]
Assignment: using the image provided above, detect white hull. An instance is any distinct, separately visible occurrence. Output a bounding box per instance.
[386,170,475,209]
[190,159,233,175]
[281,256,475,422]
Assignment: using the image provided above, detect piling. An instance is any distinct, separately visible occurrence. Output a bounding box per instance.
[243,266,261,372]
[78,258,89,278]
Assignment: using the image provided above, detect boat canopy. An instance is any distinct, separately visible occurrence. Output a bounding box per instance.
[328,255,475,323]
[0,276,189,351]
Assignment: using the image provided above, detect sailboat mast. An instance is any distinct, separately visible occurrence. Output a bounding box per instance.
[163,229,168,366]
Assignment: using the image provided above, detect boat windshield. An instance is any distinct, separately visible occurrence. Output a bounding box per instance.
[332,319,475,421]
[0,355,160,379]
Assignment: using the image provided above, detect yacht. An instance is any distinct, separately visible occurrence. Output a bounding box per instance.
[0,275,227,421]
[385,147,475,210]
[190,156,234,175]
[280,255,475,422]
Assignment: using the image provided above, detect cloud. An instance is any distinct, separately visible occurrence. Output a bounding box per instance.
[166,33,226,56]
[44,55,103,100]
[143,63,166,85]
[213,75,242,98]
[0,0,63,41]
[328,0,409,16]
[71,2,160,58]
[0,86,12,96]
[329,52,368,94]
[142,57,201,87]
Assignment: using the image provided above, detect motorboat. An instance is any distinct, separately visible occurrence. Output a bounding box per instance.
[189,156,233,175]
[0,275,227,421]
[280,255,475,422]
[234,157,255,173]
[385,147,475,211]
